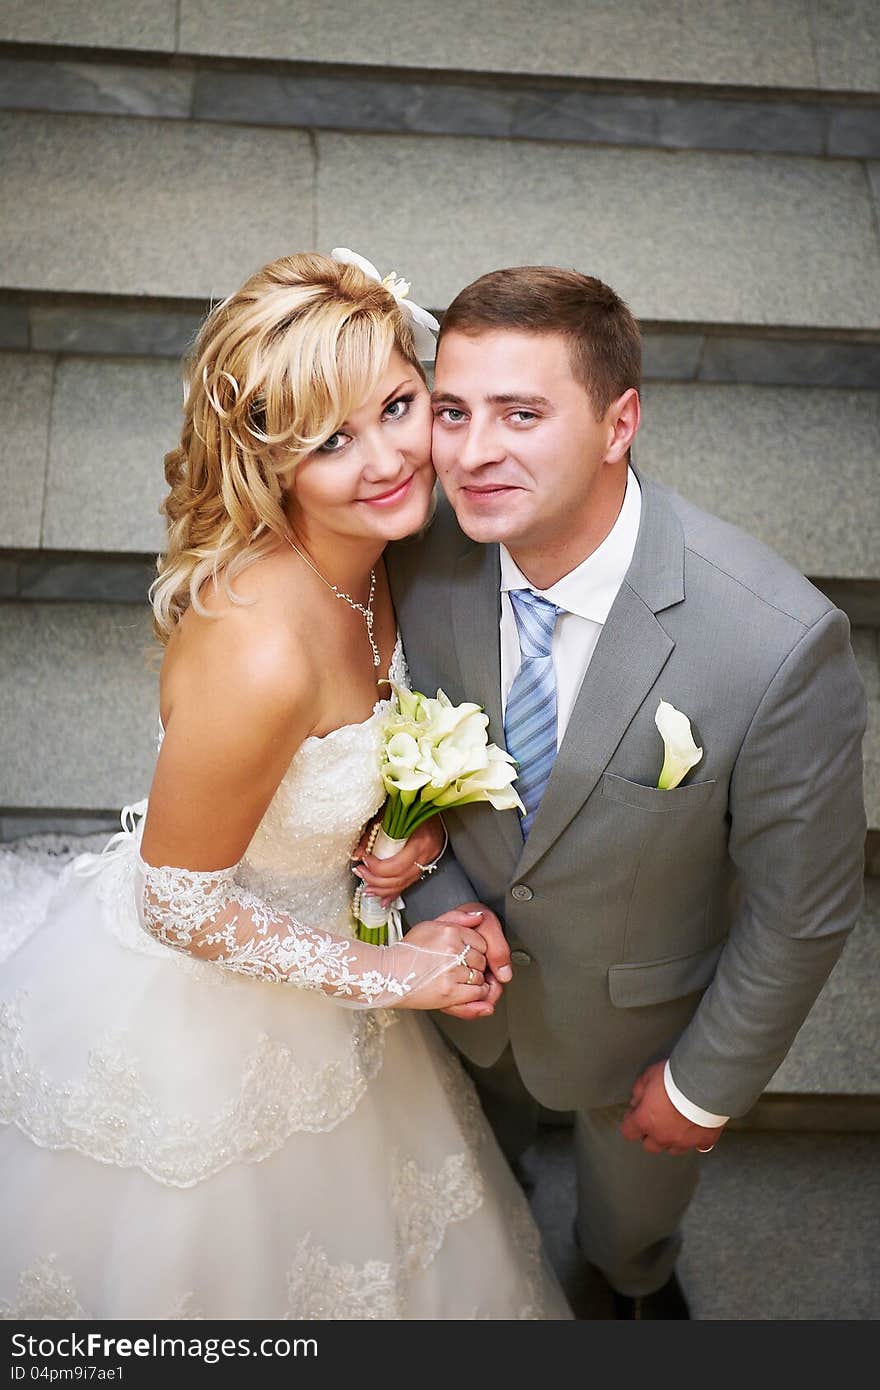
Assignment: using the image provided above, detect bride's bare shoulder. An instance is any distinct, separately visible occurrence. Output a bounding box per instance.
[160,553,318,731]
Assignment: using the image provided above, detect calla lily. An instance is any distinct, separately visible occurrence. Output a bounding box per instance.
[433,758,525,813]
[430,736,490,783]
[655,700,703,790]
[386,681,424,723]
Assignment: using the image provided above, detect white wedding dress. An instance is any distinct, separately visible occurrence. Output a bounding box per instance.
[0,638,571,1321]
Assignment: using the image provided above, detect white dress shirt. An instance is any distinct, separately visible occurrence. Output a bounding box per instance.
[499,466,728,1131]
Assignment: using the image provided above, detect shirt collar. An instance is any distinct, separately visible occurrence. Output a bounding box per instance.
[499,465,642,624]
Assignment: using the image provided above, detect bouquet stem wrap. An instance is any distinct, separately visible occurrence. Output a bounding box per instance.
[354,827,407,947]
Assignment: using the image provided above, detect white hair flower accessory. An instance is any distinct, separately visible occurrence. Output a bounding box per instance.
[331,247,440,362]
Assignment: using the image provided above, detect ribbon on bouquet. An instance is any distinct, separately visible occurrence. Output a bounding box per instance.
[354,826,406,944]
[71,798,148,878]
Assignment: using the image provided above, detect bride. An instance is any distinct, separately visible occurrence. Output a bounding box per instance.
[0,250,571,1320]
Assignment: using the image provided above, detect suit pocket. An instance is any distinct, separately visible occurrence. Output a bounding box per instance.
[608,941,723,1008]
[601,771,717,813]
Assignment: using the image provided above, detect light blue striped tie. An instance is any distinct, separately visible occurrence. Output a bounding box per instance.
[504,589,563,838]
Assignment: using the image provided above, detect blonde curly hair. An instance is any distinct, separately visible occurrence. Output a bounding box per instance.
[151,252,425,644]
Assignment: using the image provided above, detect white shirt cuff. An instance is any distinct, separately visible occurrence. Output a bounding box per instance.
[664,1061,730,1127]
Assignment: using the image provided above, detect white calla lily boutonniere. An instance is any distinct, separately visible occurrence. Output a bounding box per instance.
[654,700,703,790]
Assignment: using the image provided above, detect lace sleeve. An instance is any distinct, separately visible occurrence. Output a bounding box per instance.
[135,858,465,1009]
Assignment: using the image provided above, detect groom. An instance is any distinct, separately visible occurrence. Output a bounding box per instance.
[387,266,866,1318]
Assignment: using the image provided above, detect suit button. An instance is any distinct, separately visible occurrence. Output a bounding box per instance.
[511,884,534,902]
[510,950,532,966]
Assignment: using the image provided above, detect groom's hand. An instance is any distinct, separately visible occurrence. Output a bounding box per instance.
[620,1061,726,1155]
[439,901,512,1020]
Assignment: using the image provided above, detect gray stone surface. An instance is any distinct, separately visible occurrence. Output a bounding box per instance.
[194,69,520,138]
[0,59,193,119]
[0,301,28,350]
[179,0,821,89]
[510,90,664,146]
[817,580,880,628]
[0,353,53,549]
[30,304,202,357]
[868,161,880,220]
[17,558,157,603]
[679,1131,880,1318]
[15,296,880,387]
[0,602,157,810]
[0,818,117,843]
[7,59,837,158]
[4,109,879,326]
[0,1,177,51]
[0,559,17,598]
[810,0,880,94]
[853,628,880,836]
[527,1126,880,1318]
[636,384,878,579]
[7,0,875,96]
[510,91,826,155]
[699,336,880,388]
[766,881,880,1094]
[828,105,880,158]
[43,356,180,553]
[317,134,880,329]
[855,629,880,702]
[641,333,703,381]
[657,96,826,155]
[0,113,315,299]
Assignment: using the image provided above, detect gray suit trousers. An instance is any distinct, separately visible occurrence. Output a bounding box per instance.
[461,1042,698,1296]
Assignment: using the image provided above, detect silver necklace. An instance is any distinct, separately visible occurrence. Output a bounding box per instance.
[285,534,380,668]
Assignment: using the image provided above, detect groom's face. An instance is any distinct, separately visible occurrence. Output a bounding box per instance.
[431,329,617,553]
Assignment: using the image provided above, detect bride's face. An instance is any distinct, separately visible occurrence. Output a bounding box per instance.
[288,349,435,544]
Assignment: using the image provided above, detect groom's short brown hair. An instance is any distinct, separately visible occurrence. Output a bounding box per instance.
[439,266,641,418]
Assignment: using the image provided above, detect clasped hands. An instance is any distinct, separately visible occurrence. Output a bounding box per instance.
[352,822,508,1020]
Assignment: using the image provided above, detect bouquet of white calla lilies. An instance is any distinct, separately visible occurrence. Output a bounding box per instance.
[354,684,525,944]
[654,699,704,790]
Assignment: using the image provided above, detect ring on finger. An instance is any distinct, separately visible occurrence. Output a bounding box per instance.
[696,1145,715,1154]
[466,967,476,985]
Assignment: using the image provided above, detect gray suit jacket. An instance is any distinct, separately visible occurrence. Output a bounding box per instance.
[387,471,867,1118]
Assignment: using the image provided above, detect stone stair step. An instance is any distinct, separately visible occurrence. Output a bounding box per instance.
[3,55,879,161]
[0,112,314,303]
[3,112,879,328]
[0,0,177,54]
[0,602,157,812]
[5,295,878,392]
[3,1,877,93]
[2,349,876,580]
[526,1125,880,1318]
[763,879,880,1099]
[1,599,876,841]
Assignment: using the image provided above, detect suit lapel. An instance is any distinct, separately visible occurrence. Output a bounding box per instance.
[451,542,524,867]
[515,473,686,878]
